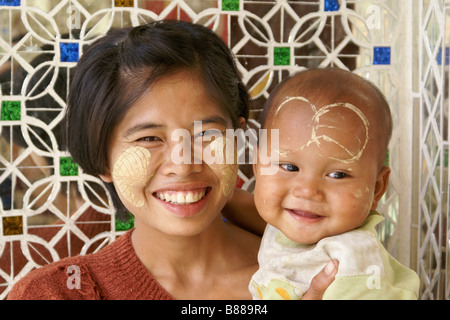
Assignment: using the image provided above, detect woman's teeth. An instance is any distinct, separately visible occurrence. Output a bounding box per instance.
[156,190,206,205]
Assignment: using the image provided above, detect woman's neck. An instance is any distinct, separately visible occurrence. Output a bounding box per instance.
[132,215,225,267]
[131,215,260,299]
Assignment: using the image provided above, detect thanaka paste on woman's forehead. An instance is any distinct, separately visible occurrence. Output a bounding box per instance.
[112,146,155,207]
[274,96,370,164]
[207,136,238,197]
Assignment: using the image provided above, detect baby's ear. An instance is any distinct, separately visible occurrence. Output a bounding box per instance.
[252,145,259,178]
[371,166,391,210]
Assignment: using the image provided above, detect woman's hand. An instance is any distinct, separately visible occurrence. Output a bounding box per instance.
[222,188,266,236]
[302,260,339,300]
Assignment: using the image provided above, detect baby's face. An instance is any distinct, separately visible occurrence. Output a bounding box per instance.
[254,96,389,244]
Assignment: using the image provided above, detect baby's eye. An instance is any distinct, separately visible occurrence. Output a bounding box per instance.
[280,164,299,172]
[328,171,348,179]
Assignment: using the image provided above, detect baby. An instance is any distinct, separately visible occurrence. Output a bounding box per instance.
[250,68,420,299]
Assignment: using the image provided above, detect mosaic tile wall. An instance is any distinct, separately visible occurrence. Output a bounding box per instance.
[0,0,447,299]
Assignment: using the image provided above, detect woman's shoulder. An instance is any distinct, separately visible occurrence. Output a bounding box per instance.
[7,254,100,300]
[7,231,133,300]
[8,230,174,300]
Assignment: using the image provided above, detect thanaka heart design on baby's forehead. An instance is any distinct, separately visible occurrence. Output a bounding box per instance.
[273,96,370,164]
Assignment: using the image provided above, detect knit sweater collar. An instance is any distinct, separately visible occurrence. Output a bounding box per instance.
[89,229,174,300]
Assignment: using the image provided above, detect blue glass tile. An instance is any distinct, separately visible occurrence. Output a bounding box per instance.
[324,0,339,11]
[0,0,20,6]
[60,42,79,62]
[437,47,450,65]
[373,46,391,65]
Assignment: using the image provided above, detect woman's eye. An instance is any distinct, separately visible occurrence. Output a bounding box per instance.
[328,172,348,179]
[280,164,299,172]
[195,129,223,139]
[138,136,161,142]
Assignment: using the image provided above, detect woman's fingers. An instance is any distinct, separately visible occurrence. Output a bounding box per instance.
[301,259,339,300]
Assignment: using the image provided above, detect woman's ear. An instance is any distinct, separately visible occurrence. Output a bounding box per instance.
[99,171,113,183]
[371,166,391,210]
[239,117,246,128]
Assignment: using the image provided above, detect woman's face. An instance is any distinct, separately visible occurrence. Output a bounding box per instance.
[101,70,238,237]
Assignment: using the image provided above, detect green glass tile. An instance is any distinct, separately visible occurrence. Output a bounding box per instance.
[1,101,21,121]
[116,212,134,231]
[274,47,290,66]
[114,0,133,7]
[3,216,23,236]
[222,0,239,11]
[436,148,448,168]
[60,157,79,176]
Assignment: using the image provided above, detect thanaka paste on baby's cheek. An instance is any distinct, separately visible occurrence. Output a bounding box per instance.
[112,146,155,207]
[207,136,238,196]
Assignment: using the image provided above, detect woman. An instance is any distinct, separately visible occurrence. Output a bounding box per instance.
[8,20,337,300]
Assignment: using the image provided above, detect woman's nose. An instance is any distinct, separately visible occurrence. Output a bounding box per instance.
[160,138,203,177]
[291,174,325,202]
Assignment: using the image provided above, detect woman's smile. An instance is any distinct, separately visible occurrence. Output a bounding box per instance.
[153,186,212,218]
[154,188,209,205]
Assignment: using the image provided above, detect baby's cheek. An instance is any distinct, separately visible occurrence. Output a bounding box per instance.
[112,146,155,207]
[206,136,238,197]
[349,186,373,213]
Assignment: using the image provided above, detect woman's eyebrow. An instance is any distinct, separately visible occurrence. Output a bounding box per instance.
[124,122,164,137]
[197,116,229,127]
[123,116,229,137]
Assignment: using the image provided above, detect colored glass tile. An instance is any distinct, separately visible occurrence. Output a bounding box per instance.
[274,47,290,66]
[0,0,20,6]
[222,0,239,11]
[60,157,79,176]
[373,46,391,65]
[116,212,135,231]
[324,0,339,11]
[436,148,448,168]
[114,0,134,7]
[1,101,21,120]
[437,47,450,65]
[3,216,23,236]
[60,42,79,62]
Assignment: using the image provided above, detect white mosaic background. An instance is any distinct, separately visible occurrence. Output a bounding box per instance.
[0,0,448,299]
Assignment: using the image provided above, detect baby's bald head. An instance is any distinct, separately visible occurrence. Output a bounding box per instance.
[261,68,392,168]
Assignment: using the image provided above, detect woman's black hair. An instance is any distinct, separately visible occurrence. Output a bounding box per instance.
[64,20,250,214]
